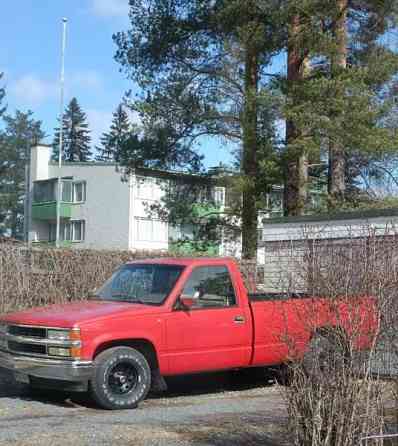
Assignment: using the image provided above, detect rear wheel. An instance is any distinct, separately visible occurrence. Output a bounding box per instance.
[303,330,349,379]
[90,346,151,410]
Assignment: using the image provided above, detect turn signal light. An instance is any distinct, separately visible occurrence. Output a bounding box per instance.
[70,345,81,359]
[69,328,81,341]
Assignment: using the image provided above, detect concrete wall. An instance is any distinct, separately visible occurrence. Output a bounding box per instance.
[258,213,398,292]
[29,146,52,243]
[47,163,131,250]
[30,145,51,182]
[261,216,398,243]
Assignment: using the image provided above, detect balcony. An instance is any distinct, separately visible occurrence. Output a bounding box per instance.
[31,202,72,220]
[31,240,72,248]
[31,178,86,221]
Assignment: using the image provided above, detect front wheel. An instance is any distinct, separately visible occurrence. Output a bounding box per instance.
[90,346,151,410]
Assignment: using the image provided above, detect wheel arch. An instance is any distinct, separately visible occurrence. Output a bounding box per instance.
[312,324,351,354]
[93,338,159,371]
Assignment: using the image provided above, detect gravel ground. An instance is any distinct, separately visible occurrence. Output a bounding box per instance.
[0,369,288,446]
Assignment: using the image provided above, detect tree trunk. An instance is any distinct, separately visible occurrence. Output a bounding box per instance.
[241,45,259,260]
[10,209,18,239]
[328,0,348,207]
[284,14,308,216]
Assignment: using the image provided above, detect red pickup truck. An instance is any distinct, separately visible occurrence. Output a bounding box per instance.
[0,258,376,409]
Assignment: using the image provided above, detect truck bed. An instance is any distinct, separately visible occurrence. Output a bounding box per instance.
[248,292,311,301]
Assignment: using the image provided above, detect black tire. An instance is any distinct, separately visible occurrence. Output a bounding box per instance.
[90,346,151,410]
[303,330,349,379]
[274,364,293,386]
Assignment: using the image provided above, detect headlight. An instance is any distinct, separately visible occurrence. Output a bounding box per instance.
[48,347,71,357]
[47,328,81,359]
[0,322,7,334]
[47,329,70,340]
[0,336,6,349]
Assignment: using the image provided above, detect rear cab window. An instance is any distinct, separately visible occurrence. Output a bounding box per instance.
[181,265,237,309]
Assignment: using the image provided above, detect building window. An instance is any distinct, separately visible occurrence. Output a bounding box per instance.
[33,179,85,204]
[49,220,85,242]
[213,187,225,207]
[62,181,73,202]
[34,180,56,203]
[136,218,168,242]
[169,224,194,242]
[73,182,86,203]
[71,220,85,241]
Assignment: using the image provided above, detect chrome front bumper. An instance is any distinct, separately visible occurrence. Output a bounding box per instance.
[0,349,93,382]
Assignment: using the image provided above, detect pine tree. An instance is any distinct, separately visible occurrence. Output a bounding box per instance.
[282,0,398,214]
[327,0,348,205]
[53,98,92,162]
[96,104,130,162]
[0,72,5,118]
[283,8,312,217]
[0,110,45,238]
[114,0,285,259]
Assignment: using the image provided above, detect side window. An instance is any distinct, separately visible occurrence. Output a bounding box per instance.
[73,182,86,203]
[181,266,236,309]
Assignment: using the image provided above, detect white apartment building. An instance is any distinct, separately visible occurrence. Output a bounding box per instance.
[28,145,225,251]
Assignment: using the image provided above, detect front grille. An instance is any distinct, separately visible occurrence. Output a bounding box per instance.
[8,341,47,355]
[8,325,46,339]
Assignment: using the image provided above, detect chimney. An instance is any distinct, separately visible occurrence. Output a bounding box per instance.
[30,145,51,182]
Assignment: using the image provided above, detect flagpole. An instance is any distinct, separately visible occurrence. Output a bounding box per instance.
[55,18,67,248]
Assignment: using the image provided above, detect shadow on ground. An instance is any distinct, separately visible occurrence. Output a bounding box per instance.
[0,366,281,410]
[160,367,279,397]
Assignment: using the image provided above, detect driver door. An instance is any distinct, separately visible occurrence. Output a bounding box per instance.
[165,265,252,375]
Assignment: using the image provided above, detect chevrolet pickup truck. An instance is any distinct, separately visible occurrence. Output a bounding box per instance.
[0,257,376,410]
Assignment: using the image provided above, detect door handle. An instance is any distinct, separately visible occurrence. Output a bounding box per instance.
[234,315,246,324]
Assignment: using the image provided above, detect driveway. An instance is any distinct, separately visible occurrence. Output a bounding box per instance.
[0,369,288,446]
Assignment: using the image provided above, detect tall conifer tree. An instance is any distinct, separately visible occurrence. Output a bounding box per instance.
[53,98,92,162]
[0,111,44,237]
[96,104,130,162]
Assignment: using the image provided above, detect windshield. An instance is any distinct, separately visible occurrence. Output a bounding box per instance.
[93,264,185,305]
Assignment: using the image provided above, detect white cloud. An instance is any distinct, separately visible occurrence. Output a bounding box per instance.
[9,71,104,108]
[86,108,113,146]
[70,70,103,90]
[91,0,129,18]
[10,75,57,106]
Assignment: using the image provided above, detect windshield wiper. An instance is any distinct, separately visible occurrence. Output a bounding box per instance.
[87,292,102,300]
[106,294,158,305]
[129,297,159,306]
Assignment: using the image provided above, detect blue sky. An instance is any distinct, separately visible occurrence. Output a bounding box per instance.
[0,0,286,168]
[1,1,132,148]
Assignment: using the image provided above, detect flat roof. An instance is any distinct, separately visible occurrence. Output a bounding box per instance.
[263,208,398,225]
[48,161,223,179]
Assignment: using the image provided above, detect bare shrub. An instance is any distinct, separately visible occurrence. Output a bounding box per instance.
[0,244,174,313]
[0,244,231,314]
[269,225,398,445]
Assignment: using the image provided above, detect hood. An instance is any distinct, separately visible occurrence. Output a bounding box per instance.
[1,300,161,328]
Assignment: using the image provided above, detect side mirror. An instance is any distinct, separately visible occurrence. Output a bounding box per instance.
[174,295,191,311]
[88,288,98,299]
[193,285,205,299]
[193,290,201,299]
